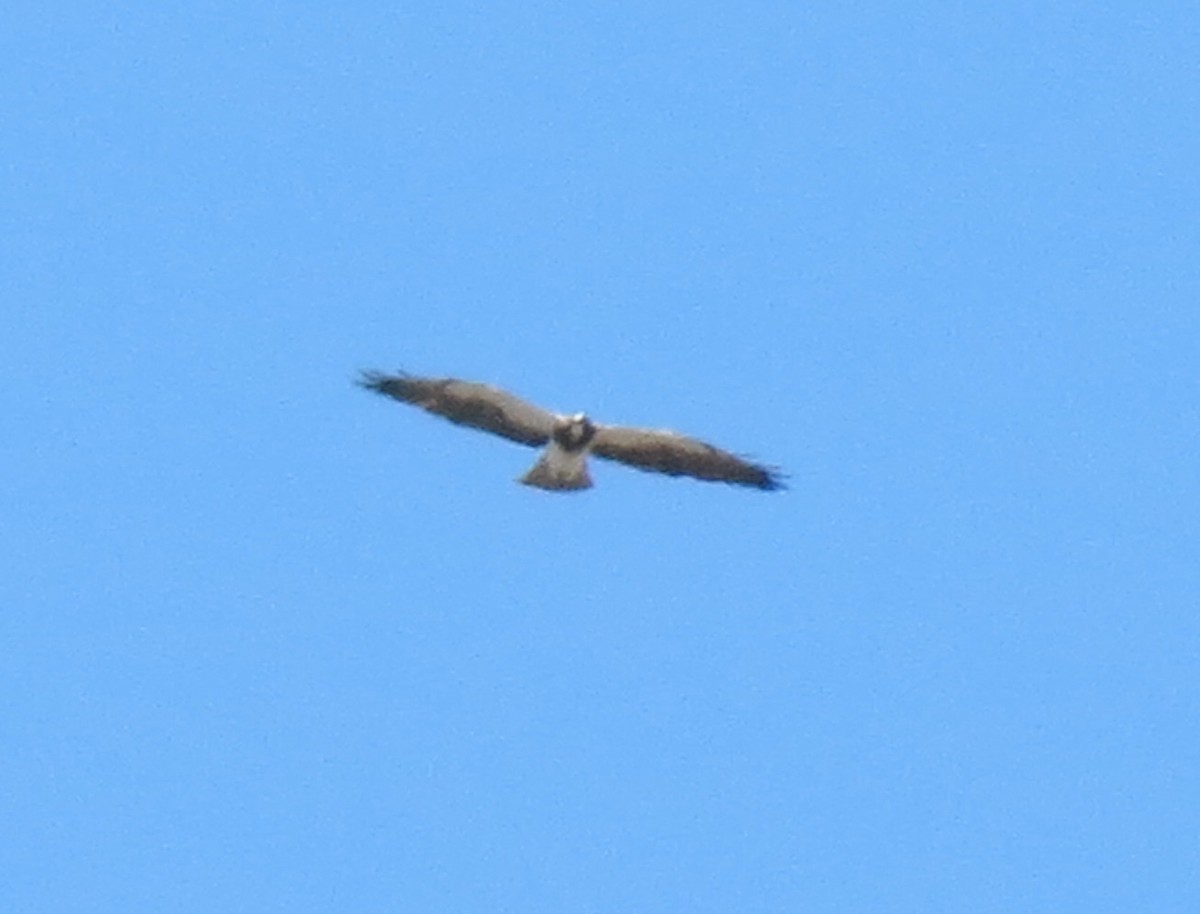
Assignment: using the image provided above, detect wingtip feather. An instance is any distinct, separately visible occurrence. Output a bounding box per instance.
[746,463,787,491]
[760,470,787,492]
[356,369,384,392]
[357,369,412,395]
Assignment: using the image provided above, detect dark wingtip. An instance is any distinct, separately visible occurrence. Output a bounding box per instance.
[755,467,788,492]
[356,369,383,392]
[356,369,409,394]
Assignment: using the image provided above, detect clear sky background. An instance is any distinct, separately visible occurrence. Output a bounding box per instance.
[3,3,1197,911]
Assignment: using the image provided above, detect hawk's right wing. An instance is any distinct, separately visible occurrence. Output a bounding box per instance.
[359,370,557,448]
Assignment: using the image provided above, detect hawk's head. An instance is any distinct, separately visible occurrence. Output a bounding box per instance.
[553,412,597,451]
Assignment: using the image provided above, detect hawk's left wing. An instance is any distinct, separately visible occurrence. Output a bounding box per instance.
[590,424,784,490]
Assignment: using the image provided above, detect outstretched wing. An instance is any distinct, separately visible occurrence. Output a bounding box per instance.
[358,370,556,448]
[590,424,785,490]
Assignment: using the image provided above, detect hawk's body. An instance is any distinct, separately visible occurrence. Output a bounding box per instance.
[358,370,784,492]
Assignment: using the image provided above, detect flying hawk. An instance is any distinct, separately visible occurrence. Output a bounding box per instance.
[358,369,784,492]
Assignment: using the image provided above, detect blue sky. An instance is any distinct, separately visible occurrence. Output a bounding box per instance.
[3,2,1197,911]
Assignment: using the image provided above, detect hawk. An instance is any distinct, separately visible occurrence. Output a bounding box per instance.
[358,370,785,492]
